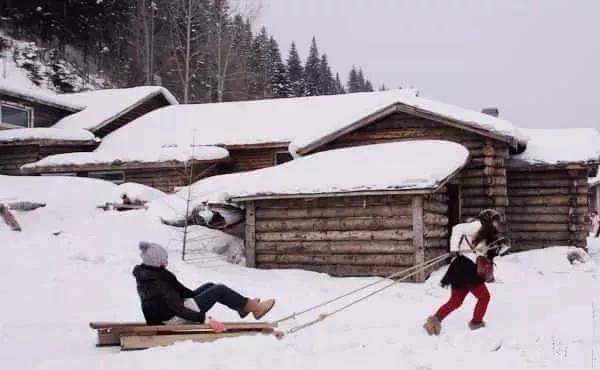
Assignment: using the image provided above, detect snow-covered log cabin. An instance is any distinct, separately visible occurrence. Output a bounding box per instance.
[1,85,177,175]
[188,141,469,279]
[505,129,600,250]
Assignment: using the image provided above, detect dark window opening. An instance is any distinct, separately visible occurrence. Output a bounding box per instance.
[275,151,293,165]
[1,103,32,128]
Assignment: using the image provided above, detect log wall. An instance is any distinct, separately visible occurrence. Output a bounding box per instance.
[312,112,511,221]
[0,143,97,175]
[506,167,589,250]
[221,146,287,173]
[246,193,449,280]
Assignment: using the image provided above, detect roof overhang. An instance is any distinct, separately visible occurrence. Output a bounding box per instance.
[506,158,599,177]
[0,139,98,147]
[296,103,521,156]
[21,157,229,174]
[0,88,82,112]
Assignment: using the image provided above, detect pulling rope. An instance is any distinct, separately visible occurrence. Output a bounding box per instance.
[272,252,450,326]
[283,254,448,335]
[273,236,510,336]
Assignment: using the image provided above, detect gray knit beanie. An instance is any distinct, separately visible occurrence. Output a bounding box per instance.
[139,241,168,267]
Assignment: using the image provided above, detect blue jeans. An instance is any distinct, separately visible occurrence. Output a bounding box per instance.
[191,283,248,314]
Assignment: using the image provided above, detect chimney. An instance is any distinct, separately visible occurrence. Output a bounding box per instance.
[481,107,499,117]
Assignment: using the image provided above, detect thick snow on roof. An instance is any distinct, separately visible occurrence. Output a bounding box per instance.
[66,89,523,165]
[0,128,96,143]
[513,128,600,165]
[22,144,228,170]
[53,86,178,131]
[182,141,469,202]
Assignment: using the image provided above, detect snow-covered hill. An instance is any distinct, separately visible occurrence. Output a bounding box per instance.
[0,32,109,93]
[0,174,598,370]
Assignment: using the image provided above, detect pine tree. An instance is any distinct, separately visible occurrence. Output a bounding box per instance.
[318,54,334,95]
[268,37,291,98]
[303,36,321,96]
[286,42,304,97]
[379,83,387,91]
[335,73,345,94]
[357,68,366,91]
[248,26,271,99]
[347,66,361,93]
[365,79,374,92]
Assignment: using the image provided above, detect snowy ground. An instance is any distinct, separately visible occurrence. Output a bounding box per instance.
[1,175,598,370]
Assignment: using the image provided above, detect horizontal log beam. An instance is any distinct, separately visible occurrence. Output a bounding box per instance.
[255,241,415,254]
[256,253,415,266]
[255,216,412,232]
[256,263,418,278]
[506,206,588,215]
[509,195,587,206]
[508,187,588,196]
[255,205,412,219]
[506,213,586,224]
[256,229,414,242]
[256,196,411,209]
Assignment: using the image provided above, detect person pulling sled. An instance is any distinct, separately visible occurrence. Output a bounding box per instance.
[133,241,276,327]
[423,209,508,335]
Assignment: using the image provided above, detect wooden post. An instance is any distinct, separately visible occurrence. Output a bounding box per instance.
[245,201,256,267]
[412,196,424,282]
[0,204,21,231]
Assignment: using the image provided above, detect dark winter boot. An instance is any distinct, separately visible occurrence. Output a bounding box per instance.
[468,320,486,331]
[423,315,441,335]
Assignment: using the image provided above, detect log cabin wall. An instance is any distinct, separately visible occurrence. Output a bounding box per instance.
[221,146,287,173]
[0,143,97,175]
[423,190,450,278]
[93,94,172,138]
[310,112,511,222]
[506,167,589,250]
[0,93,75,128]
[245,193,449,280]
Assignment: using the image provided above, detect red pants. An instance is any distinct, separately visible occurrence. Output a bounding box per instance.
[435,283,490,323]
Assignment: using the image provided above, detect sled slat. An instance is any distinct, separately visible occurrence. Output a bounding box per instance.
[120,331,272,350]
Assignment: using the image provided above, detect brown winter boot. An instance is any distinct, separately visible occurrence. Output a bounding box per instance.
[423,315,441,336]
[242,298,276,320]
[238,298,260,318]
[468,320,486,331]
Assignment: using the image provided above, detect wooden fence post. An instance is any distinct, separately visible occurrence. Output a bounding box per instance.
[412,196,424,282]
[245,201,256,267]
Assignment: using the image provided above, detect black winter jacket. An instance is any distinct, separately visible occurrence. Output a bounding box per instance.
[132,264,205,324]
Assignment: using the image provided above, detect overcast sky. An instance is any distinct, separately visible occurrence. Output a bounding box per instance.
[253,0,600,130]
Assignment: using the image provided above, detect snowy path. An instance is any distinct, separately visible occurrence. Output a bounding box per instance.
[1,175,598,370]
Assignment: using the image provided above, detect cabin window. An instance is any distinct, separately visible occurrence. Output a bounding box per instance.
[0,103,33,128]
[88,171,125,184]
[275,151,293,165]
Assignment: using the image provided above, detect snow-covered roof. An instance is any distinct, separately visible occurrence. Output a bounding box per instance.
[0,82,83,111]
[36,89,522,169]
[52,86,178,132]
[0,127,97,144]
[511,128,600,165]
[181,141,469,202]
[22,145,229,172]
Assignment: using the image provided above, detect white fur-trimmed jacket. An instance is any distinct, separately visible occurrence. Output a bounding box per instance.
[449,220,489,263]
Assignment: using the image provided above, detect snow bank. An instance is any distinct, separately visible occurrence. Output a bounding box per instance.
[22,144,229,170]
[513,128,600,165]
[53,86,179,131]
[117,183,166,203]
[0,127,97,143]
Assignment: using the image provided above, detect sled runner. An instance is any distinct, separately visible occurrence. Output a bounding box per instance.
[89,321,278,350]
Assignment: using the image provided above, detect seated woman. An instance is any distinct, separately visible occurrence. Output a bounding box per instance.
[133,241,276,325]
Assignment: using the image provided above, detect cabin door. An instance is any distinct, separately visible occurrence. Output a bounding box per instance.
[446,183,462,248]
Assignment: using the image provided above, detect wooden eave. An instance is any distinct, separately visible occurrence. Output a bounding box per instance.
[506,158,599,177]
[21,157,230,174]
[296,103,521,155]
[222,142,290,150]
[0,139,99,147]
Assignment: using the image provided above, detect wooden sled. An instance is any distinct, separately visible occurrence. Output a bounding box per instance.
[90,321,279,350]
